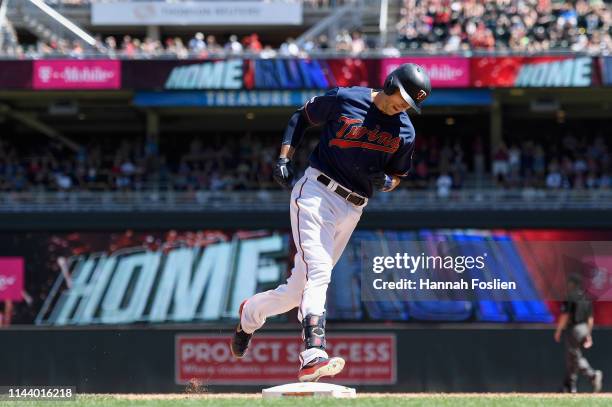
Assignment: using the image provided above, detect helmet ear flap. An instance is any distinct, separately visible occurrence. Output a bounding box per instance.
[383,74,396,96]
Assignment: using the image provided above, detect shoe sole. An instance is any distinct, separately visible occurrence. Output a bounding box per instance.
[298,357,345,383]
[230,300,248,359]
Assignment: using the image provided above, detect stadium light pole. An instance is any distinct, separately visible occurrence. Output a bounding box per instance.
[27,0,97,47]
[379,0,388,48]
[0,0,9,50]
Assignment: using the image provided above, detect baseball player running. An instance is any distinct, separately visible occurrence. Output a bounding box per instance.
[231,63,431,382]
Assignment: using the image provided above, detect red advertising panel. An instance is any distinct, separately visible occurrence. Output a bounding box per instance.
[471,56,597,87]
[325,58,378,87]
[380,57,470,88]
[33,60,121,90]
[0,61,32,89]
[0,257,24,301]
[176,334,396,385]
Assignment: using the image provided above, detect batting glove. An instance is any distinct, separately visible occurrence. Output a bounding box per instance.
[369,172,394,192]
[273,157,294,189]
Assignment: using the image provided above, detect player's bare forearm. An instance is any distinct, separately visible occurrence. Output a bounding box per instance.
[588,316,594,334]
[279,145,295,159]
[384,175,401,192]
[556,313,568,334]
[554,313,568,342]
[556,313,568,330]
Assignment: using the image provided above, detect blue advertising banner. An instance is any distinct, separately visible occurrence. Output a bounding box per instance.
[133,89,491,107]
[133,90,320,107]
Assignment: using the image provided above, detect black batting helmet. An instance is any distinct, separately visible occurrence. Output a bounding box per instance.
[383,63,431,114]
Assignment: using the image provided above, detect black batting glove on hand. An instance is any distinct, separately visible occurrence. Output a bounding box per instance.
[273,157,294,189]
[369,172,387,191]
[369,172,393,191]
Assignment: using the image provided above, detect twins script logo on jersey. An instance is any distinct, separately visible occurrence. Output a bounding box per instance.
[330,116,400,153]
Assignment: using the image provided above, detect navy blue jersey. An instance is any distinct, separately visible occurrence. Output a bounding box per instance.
[302,86,415,198]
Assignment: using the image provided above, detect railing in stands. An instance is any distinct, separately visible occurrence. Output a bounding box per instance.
[0,49,607,60]
[0,189,610,212]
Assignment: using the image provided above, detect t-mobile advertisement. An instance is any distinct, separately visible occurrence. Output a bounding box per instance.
[33,60,121,90]
[2,229,612,326]
[0,257,24,301]
[380,57,470,88]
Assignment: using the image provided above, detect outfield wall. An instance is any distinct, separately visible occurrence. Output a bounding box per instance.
[1,209,612,231]
[1,326,610,393]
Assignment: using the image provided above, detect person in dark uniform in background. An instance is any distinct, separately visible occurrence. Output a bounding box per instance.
[554,273,603,393]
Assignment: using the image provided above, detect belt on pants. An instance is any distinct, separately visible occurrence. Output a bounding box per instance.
[316,174,367,207]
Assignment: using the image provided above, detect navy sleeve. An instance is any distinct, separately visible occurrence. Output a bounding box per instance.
[302,87,340,125]
[282,87,340,148]
[385,125,416,177]
[281,111,311,148]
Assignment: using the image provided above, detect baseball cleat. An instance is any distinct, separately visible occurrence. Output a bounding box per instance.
[592,370,603,393]
[230,300,252,358]
[298,356,345,382]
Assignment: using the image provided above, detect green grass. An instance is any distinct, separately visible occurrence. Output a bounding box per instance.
[1,394,612,407]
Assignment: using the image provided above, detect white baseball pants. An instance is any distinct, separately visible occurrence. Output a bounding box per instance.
[240,166,365,364]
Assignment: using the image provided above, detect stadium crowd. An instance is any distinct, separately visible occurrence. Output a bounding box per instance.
[397,0,612,53]
[490,134,611,190]
[0,31,370,59]
[0,132,609,194]
[2,0,611,57]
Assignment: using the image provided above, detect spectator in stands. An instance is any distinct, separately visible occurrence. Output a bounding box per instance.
[188,32,206,54]
[492,144,510,185]
[69,40,84,57]
[601,172,612,189]
[546,160,564,189]
[104,36,117,57]
[396,0,612,53]
[316,34,330,50]
[335,30,353,52]
[206,35,223,54]
[166,37,188,59]
[120,35,136,58]
[260,45,278,59]
[7,0,612,58]
[350,31,367,55]
[508,143,522,173]
[472,136,486,177]
[224,35,243,55]
[533,144,547,176]
[279,37,300,56]
[436,171,453,198]
[245,33,263,53]
[0,131,610,193]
